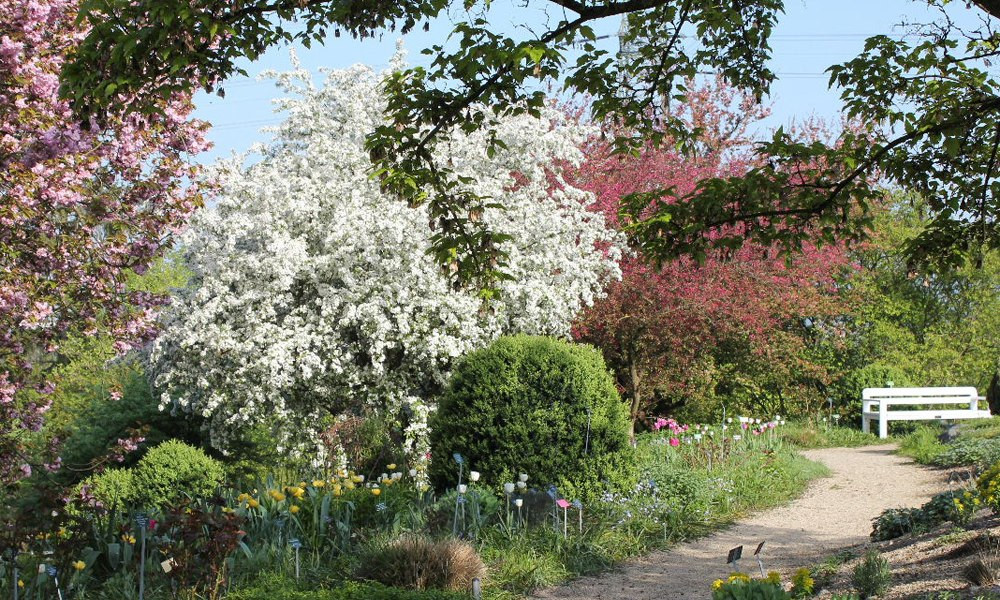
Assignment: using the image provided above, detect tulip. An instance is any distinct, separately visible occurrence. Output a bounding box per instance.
[519,473,529,482]
[469,470,480,482]
[409,469,418,477]
[516,481,527,490]
[504,482,516,494]
[458,484,468,494]
[514,498,523,507]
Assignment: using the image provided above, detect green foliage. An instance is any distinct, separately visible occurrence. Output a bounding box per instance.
[978,462,1000,512]
[790,567,815,598]
[933,437,1000,469]
[829,363,911,425]
[229,574,468,600]
[57,367,204,478]
[712,574,790,600]
[852,548,891,599]
[130,440,225,508]
[870,490,963,541]
[81,467,136,510]
[429,335,637,501]
[897,426,947,464]
[778,422,879,449]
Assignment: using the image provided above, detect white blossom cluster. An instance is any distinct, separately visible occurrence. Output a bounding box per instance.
[149,54,623,455]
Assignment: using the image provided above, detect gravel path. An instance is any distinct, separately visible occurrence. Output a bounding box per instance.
[533,444,952,600]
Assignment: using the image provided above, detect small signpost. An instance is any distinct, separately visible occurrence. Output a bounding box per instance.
[290,538,303,580]
[472,577,482,600]
[135,514,149,600]
[754,541,766,577]
[726,545,743,573]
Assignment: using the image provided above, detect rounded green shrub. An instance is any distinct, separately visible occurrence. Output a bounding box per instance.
[428,335,636,501]
[130,440,225,508]
[81,468,136,510]
[832,363,911,425]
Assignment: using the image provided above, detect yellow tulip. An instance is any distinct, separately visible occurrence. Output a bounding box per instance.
[312,479,325,488]
[72,560,86,571]
[248,498,260,508]
[290,504,300,514]
[371,488,381,496]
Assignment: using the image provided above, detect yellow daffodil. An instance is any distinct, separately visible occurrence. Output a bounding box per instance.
[290,504,300,514]
[711,579,724,591]
[72,560,86,571]
[312,479,325,488]
[121,534,136,544]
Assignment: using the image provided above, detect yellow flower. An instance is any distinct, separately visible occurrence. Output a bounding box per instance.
[290,504,300,514]
[727,572,750,583]
[222,507,235,514]
[18,580,24,588]
[121,534,136,544]
[351,475,363,483]
[289,486,305,499]
[72,560,86,571]
[371,487,381,496]
[312,479,325,488]
[237,492,250,502]
[247,498,260,508]
[711,579,724,591]
[345,481,356,490]
[387,463,397,470]
[270,491,286,502]
[332,484,343,496]
[765,571,781,584]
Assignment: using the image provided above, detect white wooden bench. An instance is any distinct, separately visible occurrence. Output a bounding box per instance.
[862,387,991,439]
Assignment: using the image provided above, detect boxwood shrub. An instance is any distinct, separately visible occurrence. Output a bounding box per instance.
[130,439,225,508]
[428,335,636,502]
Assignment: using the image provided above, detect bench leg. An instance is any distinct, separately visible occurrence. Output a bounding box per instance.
[879,415,888,439]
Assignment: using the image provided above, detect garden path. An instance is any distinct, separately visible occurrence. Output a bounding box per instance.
[533,444,952,599]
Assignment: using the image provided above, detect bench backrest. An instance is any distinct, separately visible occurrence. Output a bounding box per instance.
[863,387,978,406]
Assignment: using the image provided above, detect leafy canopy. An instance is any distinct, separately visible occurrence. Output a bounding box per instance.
[61,0,1000,285]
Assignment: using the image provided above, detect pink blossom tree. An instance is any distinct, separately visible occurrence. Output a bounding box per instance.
[0,0,208,486]
[571,83,850,434]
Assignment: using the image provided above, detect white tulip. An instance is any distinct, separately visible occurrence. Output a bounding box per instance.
[514,498,523,507]
[469,471,480,482]
[409,469,417,477]
[517,481,527,490]
[504,483,516,494]
[519,473,529,482]
[458,484,467,494]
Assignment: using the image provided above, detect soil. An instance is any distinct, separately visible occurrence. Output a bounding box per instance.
[533,444,954,600]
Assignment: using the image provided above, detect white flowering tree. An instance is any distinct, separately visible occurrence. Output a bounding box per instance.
[149,55,622,459]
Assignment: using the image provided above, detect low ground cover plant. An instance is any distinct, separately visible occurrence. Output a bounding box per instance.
[1,412,819,599]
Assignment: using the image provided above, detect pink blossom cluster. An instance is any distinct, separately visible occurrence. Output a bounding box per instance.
[652,417,688,435]
[0,0,208,484]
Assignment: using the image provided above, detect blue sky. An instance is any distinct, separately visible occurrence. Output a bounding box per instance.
[192,0,975,164]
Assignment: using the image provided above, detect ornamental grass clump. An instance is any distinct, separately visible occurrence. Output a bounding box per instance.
[355,535,486,591]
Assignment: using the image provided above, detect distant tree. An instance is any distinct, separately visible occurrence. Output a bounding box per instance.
[62,1,1000,285]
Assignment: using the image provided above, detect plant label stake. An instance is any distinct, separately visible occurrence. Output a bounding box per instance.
[726,545,743,573]
[46,565,63,600]
[472,577,482,600]
[135,514,149,600]
[290,538,303,580]
[556,499,571,538]
[754,541,766,577]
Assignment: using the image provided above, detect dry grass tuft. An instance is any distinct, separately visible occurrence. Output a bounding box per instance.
[355,535,486,591]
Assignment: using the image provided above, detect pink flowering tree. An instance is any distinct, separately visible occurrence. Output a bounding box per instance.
[571,83,850,434]
[0,0,208,488]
